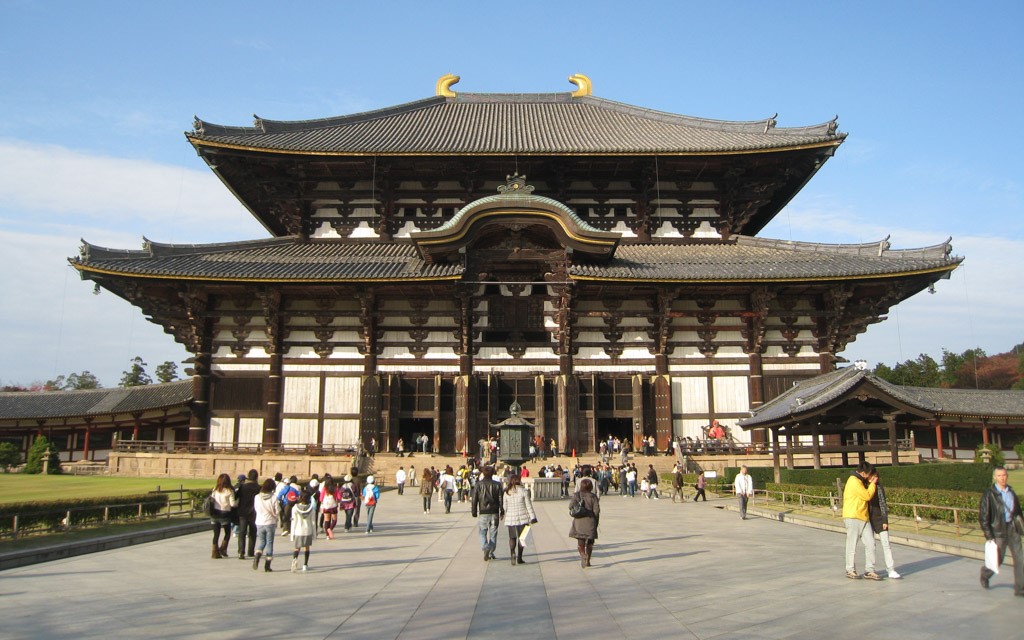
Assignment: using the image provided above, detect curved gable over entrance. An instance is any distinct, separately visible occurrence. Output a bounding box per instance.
[410,175,620,265]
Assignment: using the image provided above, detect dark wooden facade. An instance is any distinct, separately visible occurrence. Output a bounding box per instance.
[66,77,962,454]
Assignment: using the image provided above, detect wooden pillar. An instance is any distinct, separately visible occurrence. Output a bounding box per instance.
[840,432,849,467]
[771,427,781,483]
[432,374,441,453]
[132,413,141,441]
[454,290,475,453]
[82,419,92,461]
[632,373,645,454]
[887,415,899,466]
[264,351,283,447]
[188,347,212,444]
[811,426,821,469]
[982,420,990,445]
[748,352,766,445]
[785,433,794,470]
[555,368,578,457]
[934,421,944,459]
[654,354,673,450]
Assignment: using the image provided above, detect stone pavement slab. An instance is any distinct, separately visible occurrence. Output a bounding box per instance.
[1,491,1022,639]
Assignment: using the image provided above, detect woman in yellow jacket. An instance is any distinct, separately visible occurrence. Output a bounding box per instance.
[843,462,879,580]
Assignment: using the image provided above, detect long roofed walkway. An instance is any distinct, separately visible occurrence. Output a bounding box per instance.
[1,489,1021,639]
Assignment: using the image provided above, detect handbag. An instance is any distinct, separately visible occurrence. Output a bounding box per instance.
[1014,514,1024,536]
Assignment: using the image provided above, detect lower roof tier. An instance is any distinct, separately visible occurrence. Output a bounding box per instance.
[72,234,959,284]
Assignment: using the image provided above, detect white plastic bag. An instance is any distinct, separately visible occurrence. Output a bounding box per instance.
[984,539,1000,574]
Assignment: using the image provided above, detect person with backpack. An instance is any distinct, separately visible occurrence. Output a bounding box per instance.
[290,490,317,572]
[569,478,600,568]
[439,465,456,514]
[319,476,341,540]
[362,475,380,534]
[340,475,358,532]
[208,473,237,559]
[279,476,301,536]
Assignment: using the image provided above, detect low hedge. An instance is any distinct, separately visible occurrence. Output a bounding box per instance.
[0,494,169,534]
[724,463,992,493]
[763,482,979,524]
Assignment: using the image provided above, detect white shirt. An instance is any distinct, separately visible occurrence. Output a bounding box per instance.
[396,469,407,484]
[734,473,753,496]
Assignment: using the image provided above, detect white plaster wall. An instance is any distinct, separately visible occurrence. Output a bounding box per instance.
[283,377,320,413]
[209,417,232,445]
[673,377,709,414]
[281,419,317,446]
[323,377,361,414]
[239,418,263,445]
[324,419,359,446]
[713,376,750,414]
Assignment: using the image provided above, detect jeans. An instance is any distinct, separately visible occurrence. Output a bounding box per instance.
[844,518,875,572]
[255,524,276,557]
[738,494,749,518]
[397,482,404,495]
[478,513,499,553]
[364,505,376,532]
[877,530,896,571]
[981,529,1024,593]
[444,490,454,513]
[628,480,637,497]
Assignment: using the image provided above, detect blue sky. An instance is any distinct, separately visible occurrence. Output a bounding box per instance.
[1,1,1021,387]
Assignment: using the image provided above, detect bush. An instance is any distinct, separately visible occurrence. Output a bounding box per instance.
[975,444,1005,467]
[0,442,20,471]
[0,494,169,535]
[726,463,992,493]
[1016,443,1024,463]
[763,482,979,524]
[23,436,62,474]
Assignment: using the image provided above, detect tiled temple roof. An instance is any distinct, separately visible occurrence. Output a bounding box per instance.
[72,235,958,284]
[740,368,1024,428]
[189,92,844,156]
[0,381,192,420]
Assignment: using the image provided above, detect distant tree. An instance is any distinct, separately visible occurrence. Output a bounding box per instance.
[0,442,20,471]
[873,354,942,387]
[119,357,152,388]
[45,371,102,391]
[942,348,986,388]
[24,436,61,474]
[154,361,179,384]
[1015,351,1024,390]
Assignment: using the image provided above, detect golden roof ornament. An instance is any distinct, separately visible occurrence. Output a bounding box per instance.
[568,73,592,97]
[436,73,460,97]
[497,173,534,195]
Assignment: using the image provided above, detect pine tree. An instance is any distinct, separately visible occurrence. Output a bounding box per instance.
[24,436,61,474]
[119,357,153,388]
[154,361,179,384]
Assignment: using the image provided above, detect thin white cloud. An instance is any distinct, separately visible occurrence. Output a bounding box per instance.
[0,138,265,240]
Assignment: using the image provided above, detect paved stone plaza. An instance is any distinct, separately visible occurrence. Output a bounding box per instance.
[2,490,1021,639]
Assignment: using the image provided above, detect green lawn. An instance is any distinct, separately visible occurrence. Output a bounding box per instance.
[1010,468,1024,488]
[0,474,212,505]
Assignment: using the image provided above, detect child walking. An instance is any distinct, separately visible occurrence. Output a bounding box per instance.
[290,490,317,572]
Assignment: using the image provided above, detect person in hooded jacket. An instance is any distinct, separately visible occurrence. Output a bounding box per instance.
[253,478,280,572]
[290,490,317,572]
[363,475,380,533]
[340,475,358,532]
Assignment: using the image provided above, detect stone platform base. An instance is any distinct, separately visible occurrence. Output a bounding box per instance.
[108,452,366,480]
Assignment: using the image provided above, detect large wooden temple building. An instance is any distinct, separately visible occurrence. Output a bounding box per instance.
[64,74,962,456]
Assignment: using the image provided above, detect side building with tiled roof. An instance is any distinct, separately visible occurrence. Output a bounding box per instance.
[58,75,962,459]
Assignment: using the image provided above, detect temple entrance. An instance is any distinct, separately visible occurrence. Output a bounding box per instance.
[398,417,433,455]
[596,417,633,451]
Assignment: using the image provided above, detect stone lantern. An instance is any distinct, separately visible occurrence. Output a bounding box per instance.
[493,401,534,471]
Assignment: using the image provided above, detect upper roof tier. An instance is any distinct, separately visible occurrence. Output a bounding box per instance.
[188,92,845,156]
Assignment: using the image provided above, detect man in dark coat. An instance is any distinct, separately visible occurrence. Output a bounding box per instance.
[979,466,1024,594]
[235,469,261,559]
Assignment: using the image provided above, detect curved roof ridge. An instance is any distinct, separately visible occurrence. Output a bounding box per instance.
[190,92,845,140]
[194,96,447,137]
[0,380,193,420]
[75,236,297,263]
[431,191,602,235]
[734,235,958,260]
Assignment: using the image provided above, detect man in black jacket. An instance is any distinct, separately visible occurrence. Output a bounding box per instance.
[471,466,504,561]
[979,466,1024,595]
[235,469,261,560]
